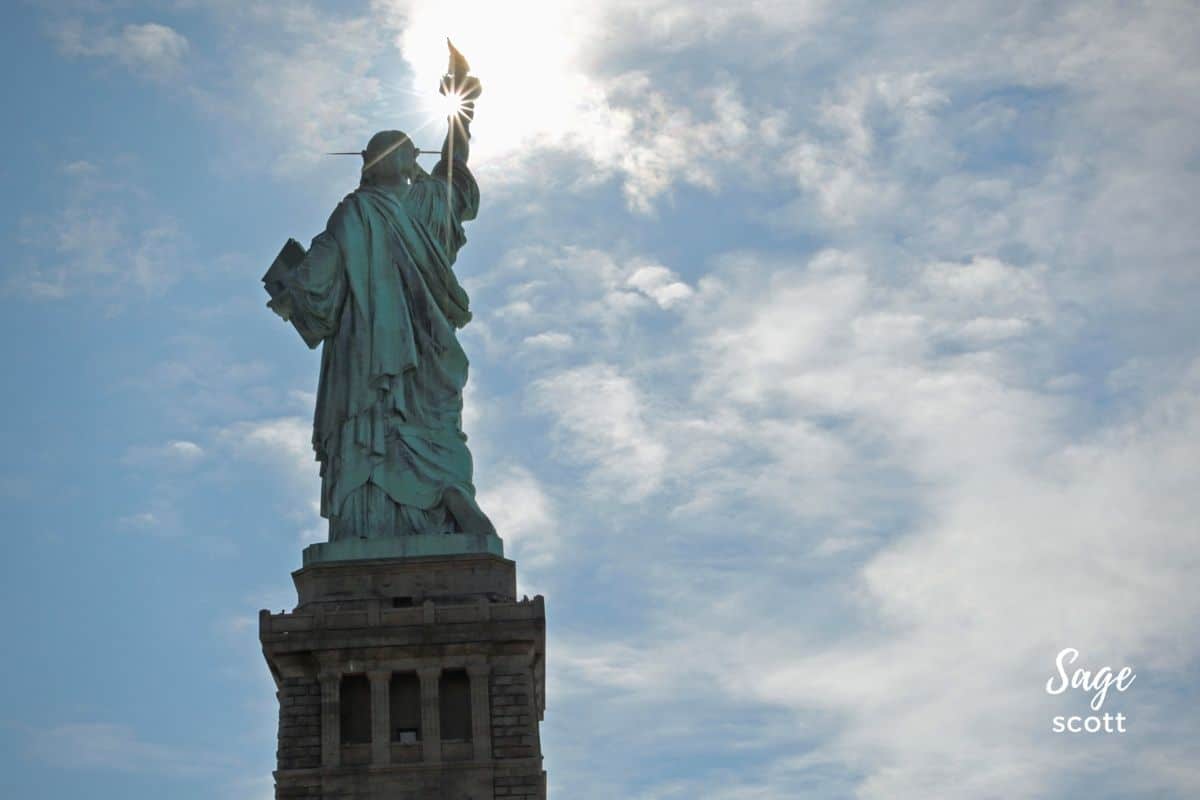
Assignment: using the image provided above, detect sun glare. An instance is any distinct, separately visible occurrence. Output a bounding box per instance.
[438,91,466,119]
[399,0,593,161]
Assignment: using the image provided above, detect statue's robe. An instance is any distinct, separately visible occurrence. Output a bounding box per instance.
[278,160,494,540]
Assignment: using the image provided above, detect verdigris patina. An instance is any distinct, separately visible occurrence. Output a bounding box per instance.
[263,42,498,563]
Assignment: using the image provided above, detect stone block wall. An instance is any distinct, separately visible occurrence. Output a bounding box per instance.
[493,771,544,799]
[491,669,544,799]
[277,677,322,771]
[490,670,536,759]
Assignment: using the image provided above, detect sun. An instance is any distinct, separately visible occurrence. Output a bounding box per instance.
[398,0,590,158]
[437,90,466,120]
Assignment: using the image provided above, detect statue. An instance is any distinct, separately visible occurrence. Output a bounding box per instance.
[263,42,497,547]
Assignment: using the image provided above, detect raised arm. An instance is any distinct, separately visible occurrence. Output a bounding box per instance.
[434,40,481,173]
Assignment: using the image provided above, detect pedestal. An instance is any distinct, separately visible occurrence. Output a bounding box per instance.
[260,553,547,800]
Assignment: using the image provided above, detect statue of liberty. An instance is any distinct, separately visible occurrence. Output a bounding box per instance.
[263,43,497,552]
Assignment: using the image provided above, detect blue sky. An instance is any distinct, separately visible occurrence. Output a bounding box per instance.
[2,1,1199,798]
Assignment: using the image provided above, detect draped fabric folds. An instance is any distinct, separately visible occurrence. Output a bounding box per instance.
[278,161,494,540]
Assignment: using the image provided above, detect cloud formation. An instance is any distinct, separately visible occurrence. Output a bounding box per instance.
[21,1,1198,798]
[7,161,184,300]
[27,722,232,776]
[51,20,189,76]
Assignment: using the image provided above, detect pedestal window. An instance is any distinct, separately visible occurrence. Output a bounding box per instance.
[439,669,473,741]
[340,674,372,744]
[390,671,422,743]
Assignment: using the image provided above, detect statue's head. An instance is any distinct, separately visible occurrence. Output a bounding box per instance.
[360,130,419,186]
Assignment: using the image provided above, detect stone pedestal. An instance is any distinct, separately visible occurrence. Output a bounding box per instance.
[260,553,547,800]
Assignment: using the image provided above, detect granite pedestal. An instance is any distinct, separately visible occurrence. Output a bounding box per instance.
[260,551,547,800]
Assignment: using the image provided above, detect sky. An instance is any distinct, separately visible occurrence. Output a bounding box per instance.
[1,0,1198,798]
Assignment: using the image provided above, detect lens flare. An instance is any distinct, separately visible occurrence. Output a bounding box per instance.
[439,91,466,119]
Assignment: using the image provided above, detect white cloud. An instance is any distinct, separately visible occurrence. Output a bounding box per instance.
[218,416,325,544]
[219,416,315,491]
[8,161,185,301]
[553,639,667,695]
[61,160,97,176]
[781,72,954,230]
[52,20,190,76]
[626,263,693,309]
[287,389,317,409]
[382,0,829,209]
[27,723,232,775]
[737,366,1200,798]
[218,614,257,635]
[114,498,194,539]
[475,246,699,363]
[532,363,667,500]
[122,439,205,466]
[522,331,574,350]
[298,499,326,545]
[185,5,393,175]
[957,315,1029,342]
[116,511,159,530]
[174,0,788,201]
[166,440,204,459]
[499,230,1199,796]
[21,1,1200,798]
[477,465,557,569]
[250,2,1198,795]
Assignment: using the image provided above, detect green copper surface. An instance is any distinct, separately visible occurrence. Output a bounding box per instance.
[302,532,504,566]
[265,44,496,560]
